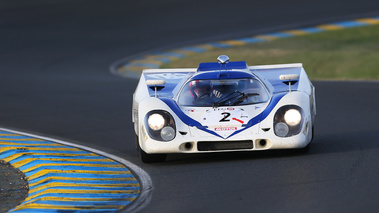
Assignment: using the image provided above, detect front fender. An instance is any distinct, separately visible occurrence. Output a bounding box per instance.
[259,91,312,135]
[137,97,191,151]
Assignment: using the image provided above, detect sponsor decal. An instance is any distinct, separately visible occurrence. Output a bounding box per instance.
[184,108,195,112]
[206,107,235,112]
[215,127,237,131]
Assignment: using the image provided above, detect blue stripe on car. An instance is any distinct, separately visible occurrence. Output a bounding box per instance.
[197,61,248,72]
[227,93,286,138]
[160,93,286,139]
[159,98,224,138]
[191,70,255,80]
[159,98,203,127]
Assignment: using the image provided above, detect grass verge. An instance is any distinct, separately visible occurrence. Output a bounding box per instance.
[162,25,379,80]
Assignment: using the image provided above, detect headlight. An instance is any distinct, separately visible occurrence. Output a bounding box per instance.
[161,126,175,141]
[274,122,289,137]
[148,113,165,130]
[274,105,303,137]
[284,109,301,126]
[145,110,176,141]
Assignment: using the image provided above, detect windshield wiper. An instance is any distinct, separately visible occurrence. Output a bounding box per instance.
[212,91,259,107]
[231,92,259,106]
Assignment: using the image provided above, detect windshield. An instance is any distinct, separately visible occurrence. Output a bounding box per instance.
[177,78,269,107]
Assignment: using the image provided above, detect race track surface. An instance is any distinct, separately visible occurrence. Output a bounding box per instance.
[1,0,379,212]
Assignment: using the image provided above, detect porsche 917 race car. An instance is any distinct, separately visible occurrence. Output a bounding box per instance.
[132,55,316,163]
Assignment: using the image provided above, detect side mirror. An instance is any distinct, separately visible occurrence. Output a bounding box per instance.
[146,80,166,97]
[279,74,299,92]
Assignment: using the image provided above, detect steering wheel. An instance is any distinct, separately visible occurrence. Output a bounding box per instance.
[197,93,211,100]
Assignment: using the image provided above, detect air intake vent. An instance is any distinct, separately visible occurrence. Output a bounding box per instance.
[197,140,253,151]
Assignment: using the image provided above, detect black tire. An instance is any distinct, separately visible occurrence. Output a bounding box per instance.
[300,142,311,153]
[139,147,167,163]
[135,134,140,151]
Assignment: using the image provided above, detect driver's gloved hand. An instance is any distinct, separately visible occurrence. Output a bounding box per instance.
[213,90,223,98]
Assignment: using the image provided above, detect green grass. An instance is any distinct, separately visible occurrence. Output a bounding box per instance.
[162,25,379,80]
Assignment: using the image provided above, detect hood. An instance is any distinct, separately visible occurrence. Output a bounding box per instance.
[159,94,284,139]
[180,105,267,138]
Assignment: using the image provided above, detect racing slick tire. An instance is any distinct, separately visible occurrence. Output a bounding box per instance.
[300,142,311,153]
[135,134,140,151]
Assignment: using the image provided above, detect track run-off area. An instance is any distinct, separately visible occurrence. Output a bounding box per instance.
[0,127,151,213]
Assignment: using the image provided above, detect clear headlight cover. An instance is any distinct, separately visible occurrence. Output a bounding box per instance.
[145,110,176,141]
[274,105,304,137]
[148,113,165,130]
[161,126,176,141]
[274,122,289,137]
[284,109,302,126]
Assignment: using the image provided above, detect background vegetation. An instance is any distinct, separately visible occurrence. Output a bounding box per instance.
[163,25,379,80]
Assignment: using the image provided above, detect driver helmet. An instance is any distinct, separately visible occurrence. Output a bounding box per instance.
[189,80,212,99]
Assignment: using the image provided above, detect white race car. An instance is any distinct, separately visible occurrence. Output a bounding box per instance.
[132,55,316,163]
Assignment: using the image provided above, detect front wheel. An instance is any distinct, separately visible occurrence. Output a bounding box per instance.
[135,134,140,151]
[300,142,311,153]
[139,147,167,163]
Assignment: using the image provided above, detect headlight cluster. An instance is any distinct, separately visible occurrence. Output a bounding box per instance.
[274,105,303,137]
[145,110,176,141]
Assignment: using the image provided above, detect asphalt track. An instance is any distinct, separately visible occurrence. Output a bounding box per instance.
[1,0,379,212]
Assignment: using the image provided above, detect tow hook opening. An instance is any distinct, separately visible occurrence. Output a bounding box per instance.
[256,139,270,149]
[259,139,267,147]
[185,142,192,149]
[180,142,194,151]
